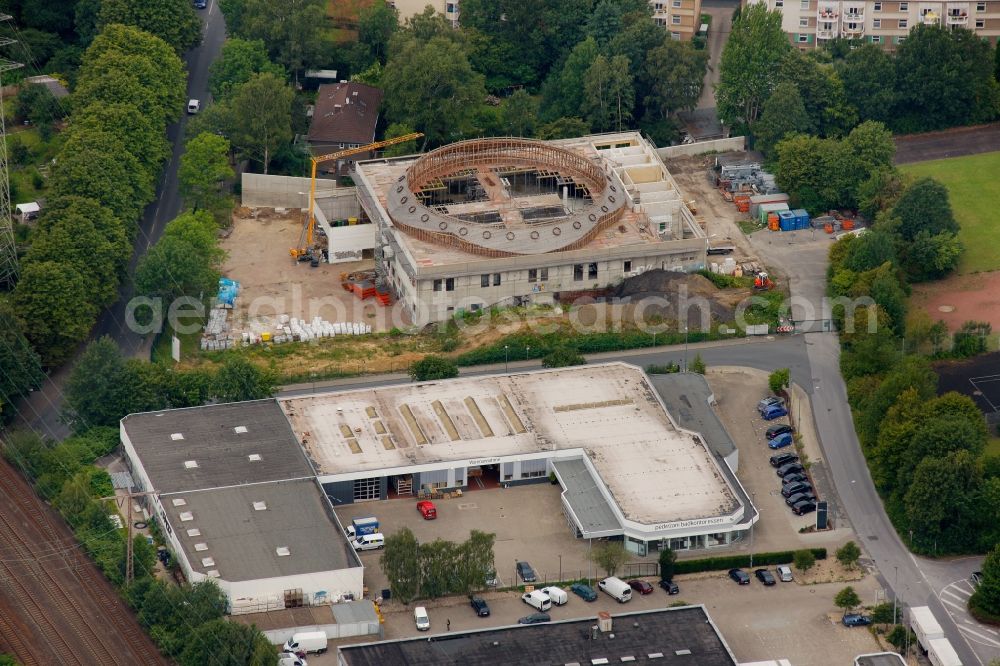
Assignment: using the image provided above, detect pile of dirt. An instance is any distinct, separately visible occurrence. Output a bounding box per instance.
[613,270,752,326]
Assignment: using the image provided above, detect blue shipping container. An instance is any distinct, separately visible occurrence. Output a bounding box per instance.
[792,209,810,230]
[778,210,796,231]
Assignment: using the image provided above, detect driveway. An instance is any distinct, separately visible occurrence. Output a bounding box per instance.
[697,0,735,111]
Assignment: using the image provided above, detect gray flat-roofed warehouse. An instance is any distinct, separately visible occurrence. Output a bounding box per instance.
[338,606,738,666]
[161,478,354,582]
[648,372,736,467]
[121,400,313,493]
[550,458,621,537]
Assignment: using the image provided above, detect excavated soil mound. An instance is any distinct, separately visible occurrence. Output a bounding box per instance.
[613,270,752,326]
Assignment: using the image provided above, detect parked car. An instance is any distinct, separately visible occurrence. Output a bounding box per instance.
[659,579,680,595]
[570,582,598,601]
[728,568,750,585]
[758,396,785,412]
[414,606,430,631]
[842,614,872,627]
[754,568,776,586]
[781,481,812,498]
[776,565,793,582]
[792,499,817,515]
[278,653,306,666]
[768,432,794,449]
[522,590,552,611]
[785,492,816,506]
[781,472,808,485]
[766,424,793,439]
[470,597,490,617]
[769,452,799,468]
[193,0,207,8]
[518,612,551,625]
[972,571,983,586]
[187,99,200,114]
[628,579,654,595]
[516,561,537,583]
[776,462,804,478]
[540,587,568,606]
[416,500,437,519]
[762,404,789,421]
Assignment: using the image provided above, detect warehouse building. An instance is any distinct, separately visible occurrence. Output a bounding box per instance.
[280,362,756,556]
[353,132,707,326]
[120,401,364,611]
[338,605,739,666]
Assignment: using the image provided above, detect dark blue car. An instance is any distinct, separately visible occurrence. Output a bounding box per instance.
[768,432,794,449]
[761,404,788,421]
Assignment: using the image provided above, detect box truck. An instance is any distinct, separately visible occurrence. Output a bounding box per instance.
[927,637,962,666]
[911,606,944,650]
[345,516,379,538]
[282,631,327,655]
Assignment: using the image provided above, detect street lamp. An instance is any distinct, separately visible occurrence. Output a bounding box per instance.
[504,345,509,374]
[558,554,562,583]
[683,325,689,372]
[892,565,898,625]
[749,491,756,569]
[526,345,531,360]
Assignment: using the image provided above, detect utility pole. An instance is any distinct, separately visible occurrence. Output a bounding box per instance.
[892,565,898,624]
[0,16,23,287]
[102,489,159,585]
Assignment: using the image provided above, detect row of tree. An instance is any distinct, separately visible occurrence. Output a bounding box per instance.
[64,336,276,431]
[3,426,275,664]
[381,528,495,603]
[10,23,186,366]
[720,6,1000,141]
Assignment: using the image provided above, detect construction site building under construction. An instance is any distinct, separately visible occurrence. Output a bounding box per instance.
[351,132,708,325]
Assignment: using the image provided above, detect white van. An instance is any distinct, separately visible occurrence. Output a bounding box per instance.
[187,99,200,114]
[278,653,307,666]
[598,576,632,603]
[540,586,568,606]
[352,533,385,550]
[414,606,430,631]
[282,631,327,655]
[522,589,552,611]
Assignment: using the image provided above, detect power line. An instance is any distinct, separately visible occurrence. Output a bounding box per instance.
[0,13,23,287]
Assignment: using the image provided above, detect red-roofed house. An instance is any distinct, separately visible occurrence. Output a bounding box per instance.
[307,82,384,175]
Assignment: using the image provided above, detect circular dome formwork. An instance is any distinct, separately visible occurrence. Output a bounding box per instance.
[386,137,627,258]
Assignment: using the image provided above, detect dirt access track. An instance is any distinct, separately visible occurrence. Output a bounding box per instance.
[894,121,1000,164]
[0,458,166,665]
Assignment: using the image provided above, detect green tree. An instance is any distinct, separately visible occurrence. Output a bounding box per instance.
[643,40,707,119]
[834,586,861,612]
[409,355,459,382]
[135,210,224,302]
[383,35,487,146]
[589,541,630,577]
[836,541,861,570]
[501,89,538,138]
[856,168,905,220]
[892,177,959,241]
[844,121,895,175]
[358,0,398,66]
[903,230,963,282]
[64,337,137,429]
[905,450,983,553]
[857,355,937,447]
[178,619,275,666]
[837,44,896,124]
[456,530,496,595]
[212,357,276,403]
[383,123,419,157]
[224,72,293,174]
[380,527,421,603]
[970,543,1000,621]
[716,2,791,134]
[690,353,706,374]
[842,227,897,273]
[0,305,45,419]
[583,54,634,132]
[419,539,458,598]
[753,82,810,157]
[230,0,326,78]
[659,547,677,582]
[586,0,625,46]
[208,38,284,100]
[776,50,856,138]
[97,0,201,53]
[953,320,991,357]
[886,625,910,651]
[768,368,790,395]
[13,261,98,365]
[179,133,234,213]
[537,117,590,140]
[793,549,816,572]
[542,347,586,368]
[70,102,171,179]
[14,83,62,138]
[540,37,600,121]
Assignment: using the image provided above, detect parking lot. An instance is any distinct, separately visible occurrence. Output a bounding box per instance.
[335,483,611,594]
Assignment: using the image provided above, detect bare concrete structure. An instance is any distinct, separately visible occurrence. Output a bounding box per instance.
[354,132,707,325]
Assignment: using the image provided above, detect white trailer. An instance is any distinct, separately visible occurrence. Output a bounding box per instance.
[927,637,962,666]
[910,606,944,649]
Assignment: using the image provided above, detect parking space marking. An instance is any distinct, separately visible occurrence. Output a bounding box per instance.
[938,579,1000,653]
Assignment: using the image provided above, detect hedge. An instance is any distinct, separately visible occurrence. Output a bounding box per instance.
[673,548,827,575]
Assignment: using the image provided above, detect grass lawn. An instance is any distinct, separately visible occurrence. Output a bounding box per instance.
[987,436,1000,458]
[901,151,1000,274]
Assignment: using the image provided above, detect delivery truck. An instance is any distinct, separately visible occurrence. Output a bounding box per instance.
[910,606,944,651]
[345,516,379,539]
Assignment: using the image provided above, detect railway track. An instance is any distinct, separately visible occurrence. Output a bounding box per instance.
[0,459,164,665]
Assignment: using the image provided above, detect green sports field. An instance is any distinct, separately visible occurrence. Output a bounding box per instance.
[901,151,1000,274]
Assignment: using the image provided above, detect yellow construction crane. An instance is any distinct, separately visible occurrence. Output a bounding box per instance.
[290,132,424,258]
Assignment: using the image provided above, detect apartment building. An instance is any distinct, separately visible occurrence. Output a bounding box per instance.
[651,0,706,40]
[750,0,1000,47]
[387,0,459,25]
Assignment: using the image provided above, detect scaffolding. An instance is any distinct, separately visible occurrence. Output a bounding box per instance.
[0,15,22,287]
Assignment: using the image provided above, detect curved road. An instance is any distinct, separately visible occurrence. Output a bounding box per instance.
[18,1,227,440]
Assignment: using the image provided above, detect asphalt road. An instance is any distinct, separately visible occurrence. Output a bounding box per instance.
[894,121,1000,164]
[17,2,227,440]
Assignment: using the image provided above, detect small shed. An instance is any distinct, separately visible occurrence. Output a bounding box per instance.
[15,202,40,221]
